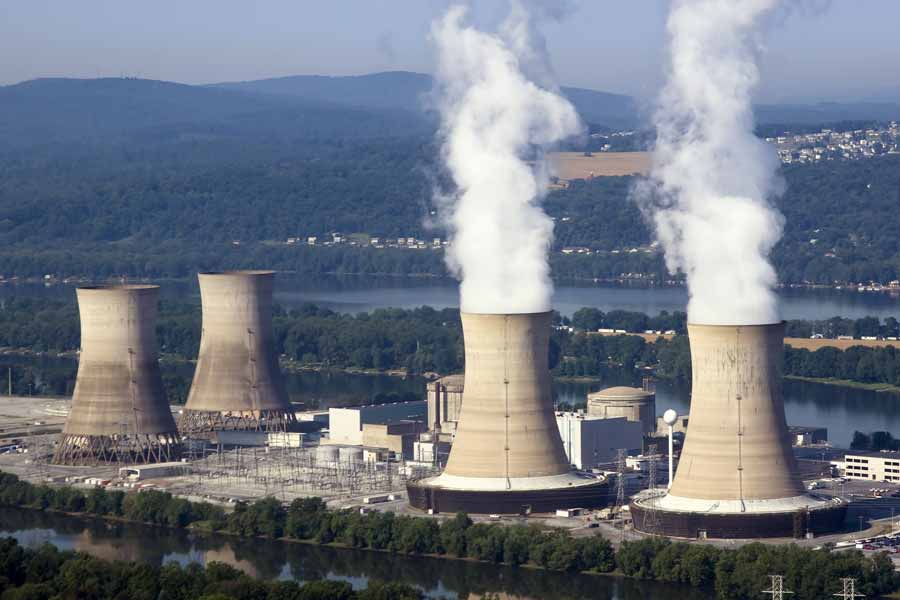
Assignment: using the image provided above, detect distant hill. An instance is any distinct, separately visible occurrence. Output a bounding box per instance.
[211,71,434,113]
[0,77,429,149]
[211,71,639,129]
[2,74,897,153]
[755,101,900,125]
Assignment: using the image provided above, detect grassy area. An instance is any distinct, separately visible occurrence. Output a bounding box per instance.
[785,375,900,395]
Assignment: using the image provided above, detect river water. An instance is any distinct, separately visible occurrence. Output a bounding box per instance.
[7,274,900,319]
[0,507,705,599]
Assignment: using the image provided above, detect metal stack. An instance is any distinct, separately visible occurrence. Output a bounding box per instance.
[53,285,181,465]
[181,271,295,435]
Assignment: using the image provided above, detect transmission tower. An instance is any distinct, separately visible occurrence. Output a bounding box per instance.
[641,443,662,534]
[762,575,793,600]
[615,448,626,512]
[614,449,627,542]
[833,578,864,600]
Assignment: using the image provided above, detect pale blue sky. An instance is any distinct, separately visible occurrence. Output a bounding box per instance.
[2,1,898,102]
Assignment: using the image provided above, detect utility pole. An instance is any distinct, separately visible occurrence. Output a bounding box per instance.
[762,575,793,600]
[833,578,864,599]
[615,448,627,543]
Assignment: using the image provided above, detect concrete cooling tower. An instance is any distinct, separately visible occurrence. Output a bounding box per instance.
[408,312,607,514]
[631,322,846,538]
[53,285,181,465]
[180,271,295,435]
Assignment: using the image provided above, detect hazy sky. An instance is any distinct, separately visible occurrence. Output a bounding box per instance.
[2,1,898,103]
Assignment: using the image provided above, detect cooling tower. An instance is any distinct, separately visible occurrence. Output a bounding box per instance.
[631,322,846,538]
[408,312,606,514]
[53,285,181,465]
[180,271,295,435]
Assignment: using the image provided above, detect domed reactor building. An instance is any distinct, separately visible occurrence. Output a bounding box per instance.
[631,323,846,539]
[407,312,607,514]
[180,271,296,435]
[53,285,181,465]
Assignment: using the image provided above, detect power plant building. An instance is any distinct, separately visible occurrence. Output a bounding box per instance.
[181,271,296,435]
[53,285,181,465]
[426,375,464,434]
[587,385,656,434]
[631,323,846,538]
[556,412,643,470]
[408,312,607,514]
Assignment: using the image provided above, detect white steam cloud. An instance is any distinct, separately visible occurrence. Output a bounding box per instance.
[635,0,785,325]
[432,2,581,314]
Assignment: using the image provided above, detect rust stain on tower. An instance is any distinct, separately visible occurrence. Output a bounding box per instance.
[181,271,295,435]
[53,285,181,465]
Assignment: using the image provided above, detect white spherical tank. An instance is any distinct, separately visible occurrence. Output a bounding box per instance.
[663,409,678,426]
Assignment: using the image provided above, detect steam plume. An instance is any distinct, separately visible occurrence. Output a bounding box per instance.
[432,2,581,314]
[635,0,785,325]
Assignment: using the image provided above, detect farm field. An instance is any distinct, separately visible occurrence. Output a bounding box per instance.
[550,151,651,181]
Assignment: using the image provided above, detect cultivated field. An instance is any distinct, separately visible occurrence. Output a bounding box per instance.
[550,151,651,181]
[783,337,900,351]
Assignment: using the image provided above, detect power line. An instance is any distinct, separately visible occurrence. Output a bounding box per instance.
[762,575,793,600]
[833,578,864,600]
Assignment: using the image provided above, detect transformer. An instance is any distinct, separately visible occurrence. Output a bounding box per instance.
[180,271,295,435]
[408,312,607,514]
[53,285,181,465]
[631,322,846,538]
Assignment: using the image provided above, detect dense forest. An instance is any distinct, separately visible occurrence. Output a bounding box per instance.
[0,76,899,285]
[2,149,899,283]
[0,472,896,600]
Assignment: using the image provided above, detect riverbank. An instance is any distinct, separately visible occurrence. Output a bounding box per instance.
[2,471,898,600]
[786,375,900,395]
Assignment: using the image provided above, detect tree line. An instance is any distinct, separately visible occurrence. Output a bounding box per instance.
[0,472,897,600]
[0,537,421,600]
[6,298,900,397]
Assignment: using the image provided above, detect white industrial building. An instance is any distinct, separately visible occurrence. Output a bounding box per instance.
[555,412,643,470]
[842,451,900,482]
[328,401,427,446]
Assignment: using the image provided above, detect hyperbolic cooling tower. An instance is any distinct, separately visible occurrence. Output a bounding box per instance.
[53,285,181,465]
[180,271,295,435]
[408,312,607,514]
[631,322,846,538]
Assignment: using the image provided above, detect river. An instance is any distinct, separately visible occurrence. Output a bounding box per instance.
[7,274,900,319]
[0,507,706,599]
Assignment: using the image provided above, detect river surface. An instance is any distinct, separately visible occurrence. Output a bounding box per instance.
[7,274,900,319]
[0,507,706,600]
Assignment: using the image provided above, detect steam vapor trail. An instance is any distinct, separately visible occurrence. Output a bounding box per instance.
[432,2,581,314]
[635,0,785,325]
